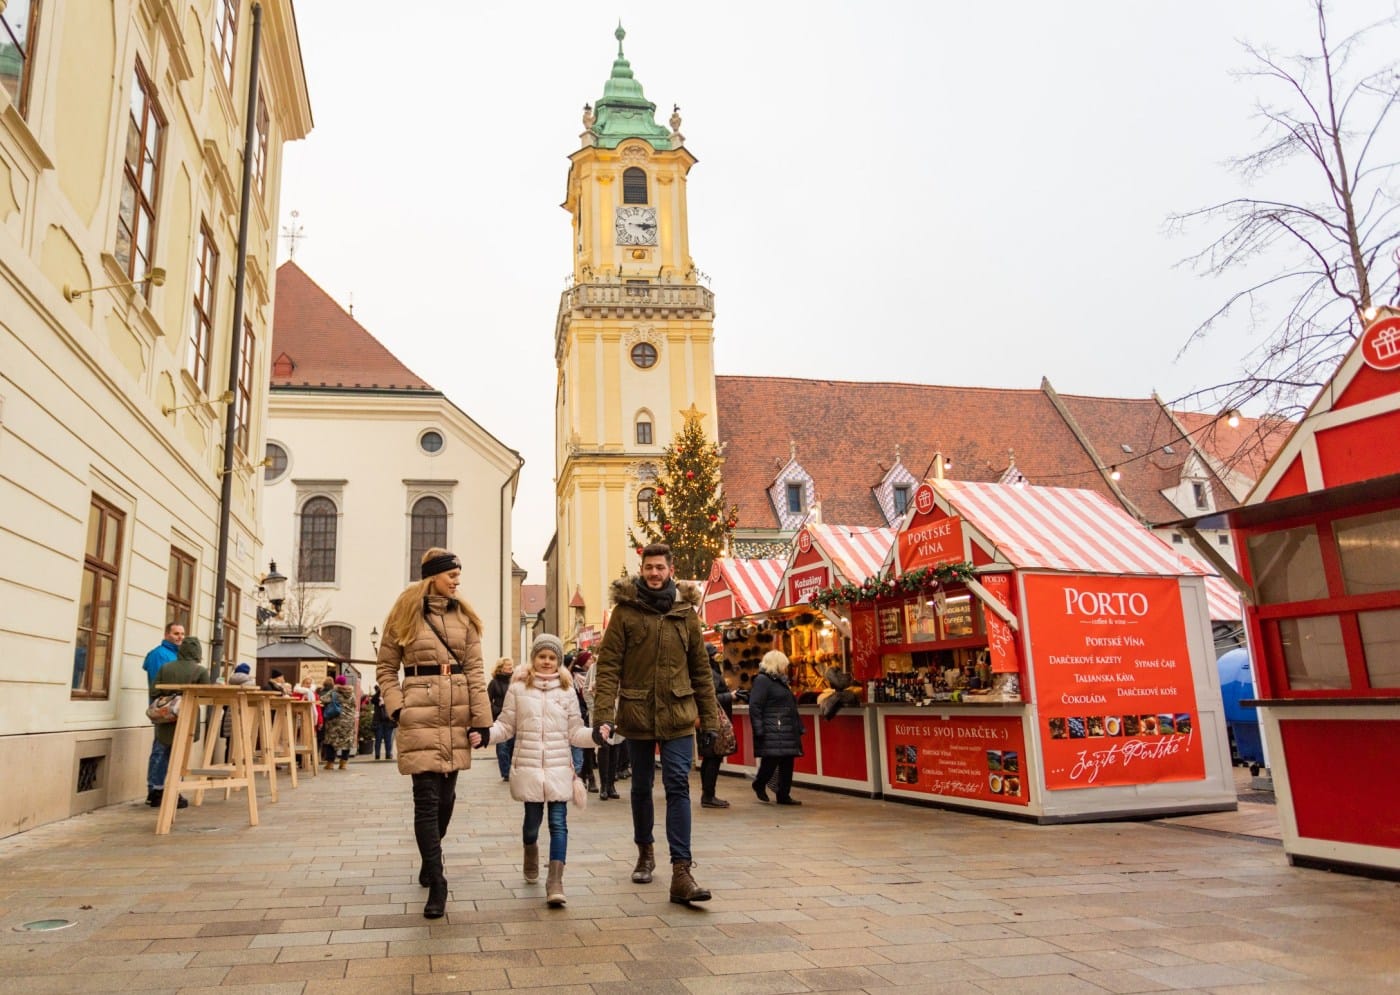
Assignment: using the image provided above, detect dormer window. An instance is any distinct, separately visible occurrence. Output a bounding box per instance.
[1192,480,1209,510]
[623,167,648,204]
[893,485,911,516]
[786,483,804,514]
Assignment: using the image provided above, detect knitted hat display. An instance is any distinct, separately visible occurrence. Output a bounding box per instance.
[531,633,565,661]
[234,662,251,674]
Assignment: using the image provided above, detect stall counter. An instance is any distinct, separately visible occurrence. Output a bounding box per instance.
[729,704,881,796]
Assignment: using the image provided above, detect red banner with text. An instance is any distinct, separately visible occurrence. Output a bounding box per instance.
[1024,573,1204,790]
[898,513,965,574]
[885,714,1029,806]
[787,565,829,606]
[980,573,1020,674]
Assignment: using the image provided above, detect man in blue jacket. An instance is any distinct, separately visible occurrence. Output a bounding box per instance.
[143,622,184,806]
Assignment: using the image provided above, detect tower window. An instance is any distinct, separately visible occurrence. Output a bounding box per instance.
[622,167,648,205]
[786,483,804,514]
[630,342,657,369]
[635,414,653,445]
[637,487,657,523]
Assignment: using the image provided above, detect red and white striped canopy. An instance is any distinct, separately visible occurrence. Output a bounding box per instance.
[1204,574,1243,622]
[809,523,895,584]
[711,557,785,617]
[932,480,1210,577]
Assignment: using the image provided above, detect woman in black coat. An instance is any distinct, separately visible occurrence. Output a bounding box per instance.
[748,650,804,806]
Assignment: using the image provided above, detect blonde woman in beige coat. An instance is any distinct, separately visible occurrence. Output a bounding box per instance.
[472,634,595,907]
[376,547,492,919]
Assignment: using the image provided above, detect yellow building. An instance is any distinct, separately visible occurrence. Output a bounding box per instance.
[0,1,311,835]
[551,26,717,645]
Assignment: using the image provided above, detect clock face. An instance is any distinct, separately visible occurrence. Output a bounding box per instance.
[615,206,658,246]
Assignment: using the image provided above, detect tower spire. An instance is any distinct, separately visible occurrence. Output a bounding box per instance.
[586,24,674,149]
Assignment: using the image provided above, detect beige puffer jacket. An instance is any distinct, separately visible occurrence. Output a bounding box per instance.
[488,666,597,803]
[376,595,491,775]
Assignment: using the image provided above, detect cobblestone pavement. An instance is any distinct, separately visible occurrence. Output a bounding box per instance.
[1,756,1396,994]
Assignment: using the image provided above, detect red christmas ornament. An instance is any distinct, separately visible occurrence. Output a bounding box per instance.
[635,547,643,555]
[656,486,666,495]
[662,523,672,533]
[708,514,718,522]
[686,471,695,480]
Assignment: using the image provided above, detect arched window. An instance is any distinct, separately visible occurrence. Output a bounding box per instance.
[410,496,448,571]
[622,167,648,205]
[320,623,352,661]
[635,412,653,445]
[637,487,657,523]
[298,496,338,582]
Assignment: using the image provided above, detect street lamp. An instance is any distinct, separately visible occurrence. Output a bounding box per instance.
[255,560,288,624]
[370,627,380,655]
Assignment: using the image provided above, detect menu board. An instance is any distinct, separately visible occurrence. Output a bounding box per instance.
[1024,574,1205,790]
[878,606,903,644]
[885,714,1029,806]
[940,594,975,639]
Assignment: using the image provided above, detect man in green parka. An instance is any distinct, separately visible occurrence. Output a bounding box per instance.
[591,543,719,905]
[150,635,210,810]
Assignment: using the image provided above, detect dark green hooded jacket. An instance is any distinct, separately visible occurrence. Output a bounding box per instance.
[151,636,211,747]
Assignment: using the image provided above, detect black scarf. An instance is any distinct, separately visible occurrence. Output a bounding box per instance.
[634,577,677,614]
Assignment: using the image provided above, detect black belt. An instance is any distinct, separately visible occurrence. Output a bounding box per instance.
[403,664,463,677]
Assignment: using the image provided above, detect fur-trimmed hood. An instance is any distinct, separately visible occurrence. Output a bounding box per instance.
[608,576,702,613]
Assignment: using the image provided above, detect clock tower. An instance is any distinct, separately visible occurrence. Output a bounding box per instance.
[553,25,718,645]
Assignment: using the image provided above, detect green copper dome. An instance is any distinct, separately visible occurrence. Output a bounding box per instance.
[587,24,674,150]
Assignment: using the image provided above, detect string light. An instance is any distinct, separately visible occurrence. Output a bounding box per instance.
[1109,466,1122,481]
[1223,408,1241,429]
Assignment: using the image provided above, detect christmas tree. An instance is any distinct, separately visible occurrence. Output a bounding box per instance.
[629,405,739,580]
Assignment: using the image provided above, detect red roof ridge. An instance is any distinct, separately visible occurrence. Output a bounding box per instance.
[716,373,1045,396]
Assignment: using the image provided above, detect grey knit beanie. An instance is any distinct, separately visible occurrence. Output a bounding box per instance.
[530,633,564,661]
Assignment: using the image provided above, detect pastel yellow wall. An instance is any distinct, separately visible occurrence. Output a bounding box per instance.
[554,139,719,636]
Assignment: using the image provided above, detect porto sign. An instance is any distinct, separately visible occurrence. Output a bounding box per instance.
[1360,316,1400,372]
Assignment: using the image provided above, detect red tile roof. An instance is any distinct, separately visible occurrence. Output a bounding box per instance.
[1056,393,1239,521]
[270,262,435,391]
[715,375,1116,531]
[1172,409,1294,486]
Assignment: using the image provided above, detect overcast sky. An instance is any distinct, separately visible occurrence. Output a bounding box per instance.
[277,0,1398,583]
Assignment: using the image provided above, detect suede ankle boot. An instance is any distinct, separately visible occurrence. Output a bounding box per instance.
[523,842,540,883]
[545,860,566,907]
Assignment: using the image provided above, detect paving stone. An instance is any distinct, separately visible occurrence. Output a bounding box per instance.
[0,758,1396,993]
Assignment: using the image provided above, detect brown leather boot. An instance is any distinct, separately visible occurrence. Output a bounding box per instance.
[523,842,539,883]
[631,842,655,884]
[669,860,712,904]
[545,860,566,907]
[338,758,347,770]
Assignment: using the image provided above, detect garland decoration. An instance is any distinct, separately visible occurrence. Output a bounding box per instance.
[807,561,976,610]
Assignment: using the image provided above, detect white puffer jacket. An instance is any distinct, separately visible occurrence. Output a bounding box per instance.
[489,667,596,803]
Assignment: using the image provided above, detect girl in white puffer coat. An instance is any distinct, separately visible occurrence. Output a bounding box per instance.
[472,633,595,907]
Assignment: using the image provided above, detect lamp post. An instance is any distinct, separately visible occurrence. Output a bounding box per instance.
[255,560,288,625]
[370,627,379,655]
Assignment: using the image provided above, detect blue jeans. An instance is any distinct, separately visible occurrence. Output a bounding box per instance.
[496,738,514,778]
[147,733,170,791]
[522,800,569,863]
[571,745,584,775]
[373,723,395,759]
[628,736,694,863]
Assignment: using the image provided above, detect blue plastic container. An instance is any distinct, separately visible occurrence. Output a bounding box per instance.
[1216,647,1264,766]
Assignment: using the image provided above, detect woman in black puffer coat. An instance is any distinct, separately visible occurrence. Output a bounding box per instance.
[748,650,804,806]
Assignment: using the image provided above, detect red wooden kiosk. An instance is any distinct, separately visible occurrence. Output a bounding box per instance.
[849,480,1237,822]
[701,556,785,628]
[722,524,894,795]
[1177,313,1400,874]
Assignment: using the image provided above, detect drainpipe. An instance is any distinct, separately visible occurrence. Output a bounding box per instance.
[210,3,263,680]
[500,454,525,659]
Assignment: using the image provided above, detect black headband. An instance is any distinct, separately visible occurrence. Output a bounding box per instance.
[421,553,460,579]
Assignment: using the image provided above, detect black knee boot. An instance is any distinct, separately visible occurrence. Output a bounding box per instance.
[412,774,449,918]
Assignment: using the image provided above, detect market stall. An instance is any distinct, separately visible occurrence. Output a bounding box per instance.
[829,480,1237,822]
[701,556,785,628]
[1174,312,1400,875]
[723,523,894,795]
